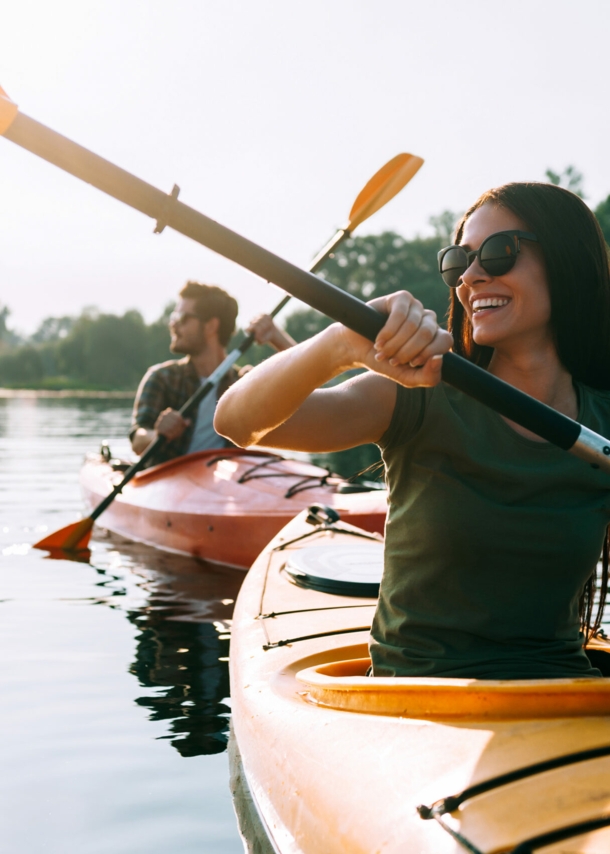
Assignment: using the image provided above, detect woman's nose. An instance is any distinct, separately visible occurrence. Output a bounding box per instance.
[460,256,491,287]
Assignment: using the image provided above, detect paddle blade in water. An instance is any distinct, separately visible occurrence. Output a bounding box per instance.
[347,153,424,231]
[43,546,92,564]
[33,517,94,552]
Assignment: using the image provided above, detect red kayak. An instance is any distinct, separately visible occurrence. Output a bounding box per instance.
[80,447,387,568]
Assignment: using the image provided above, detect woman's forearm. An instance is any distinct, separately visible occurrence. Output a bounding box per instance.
[214,325,349,447]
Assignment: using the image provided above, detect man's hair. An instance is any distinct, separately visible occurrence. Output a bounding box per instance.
[448,182,610,390]
[179,281,238,346]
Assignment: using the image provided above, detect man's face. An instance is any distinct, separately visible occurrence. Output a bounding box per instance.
[168,297,207,355]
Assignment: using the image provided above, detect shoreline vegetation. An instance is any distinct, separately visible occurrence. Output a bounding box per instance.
[7,185,604,482]
[0,388,135,398]
[3,185,608,396]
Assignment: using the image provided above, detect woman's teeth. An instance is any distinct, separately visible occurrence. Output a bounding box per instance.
[472,297,510,313]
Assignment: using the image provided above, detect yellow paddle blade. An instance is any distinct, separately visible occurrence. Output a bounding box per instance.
[33,517,94,552]
[0,85,18,136]
[347,153,424,232]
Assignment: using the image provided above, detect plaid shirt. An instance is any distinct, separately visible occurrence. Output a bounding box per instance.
[130,357,236,466]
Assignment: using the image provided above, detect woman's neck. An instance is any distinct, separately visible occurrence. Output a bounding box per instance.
[488,343,577,439]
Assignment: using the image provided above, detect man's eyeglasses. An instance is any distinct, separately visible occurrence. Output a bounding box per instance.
[437,230,538,288]
[168,311,201,326]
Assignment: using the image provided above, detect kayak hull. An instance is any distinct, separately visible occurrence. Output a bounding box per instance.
[230,511,610,854]
[80,448,387,569]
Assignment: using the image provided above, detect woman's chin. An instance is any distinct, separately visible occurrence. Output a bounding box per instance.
[472,330,498,349]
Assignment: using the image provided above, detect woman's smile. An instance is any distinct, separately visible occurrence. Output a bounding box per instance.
[471,296,511,313]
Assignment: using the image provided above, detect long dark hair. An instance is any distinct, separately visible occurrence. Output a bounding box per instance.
[448,182,610,639]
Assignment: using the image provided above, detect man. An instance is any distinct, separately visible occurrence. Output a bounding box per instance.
[130,281,294,464]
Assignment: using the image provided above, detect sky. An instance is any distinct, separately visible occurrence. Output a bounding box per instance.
[1,0,609,336]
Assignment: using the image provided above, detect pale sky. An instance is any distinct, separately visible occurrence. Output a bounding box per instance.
[1,0,609,335]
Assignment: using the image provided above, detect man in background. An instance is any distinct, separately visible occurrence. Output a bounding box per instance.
[130,281,294,465]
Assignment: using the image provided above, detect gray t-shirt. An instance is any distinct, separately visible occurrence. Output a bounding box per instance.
[186,378,230,453]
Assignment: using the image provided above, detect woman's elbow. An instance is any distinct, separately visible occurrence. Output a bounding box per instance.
[214,398,256,448]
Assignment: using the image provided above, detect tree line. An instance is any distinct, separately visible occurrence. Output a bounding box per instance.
[0,305,175,390]
[2,179,609,395]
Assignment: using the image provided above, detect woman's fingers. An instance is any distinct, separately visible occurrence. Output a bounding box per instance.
[386,310,439,366]
[371,293,425,359]
[373,299,448,367]
[407,325,453,367]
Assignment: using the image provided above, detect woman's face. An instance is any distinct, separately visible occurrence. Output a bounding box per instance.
[456,204,552,354]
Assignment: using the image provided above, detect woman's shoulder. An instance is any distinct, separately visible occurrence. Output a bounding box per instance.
[576,382,610,434]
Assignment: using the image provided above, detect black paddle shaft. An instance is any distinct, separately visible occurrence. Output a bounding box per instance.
[4,110,610,469]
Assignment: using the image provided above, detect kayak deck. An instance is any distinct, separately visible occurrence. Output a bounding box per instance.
[80,447,387,568]
[230,511,610,854]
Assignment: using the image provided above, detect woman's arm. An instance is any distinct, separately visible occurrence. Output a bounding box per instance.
[214,291,452,451]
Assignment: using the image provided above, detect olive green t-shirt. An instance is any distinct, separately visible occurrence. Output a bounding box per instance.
[370,382,610,679]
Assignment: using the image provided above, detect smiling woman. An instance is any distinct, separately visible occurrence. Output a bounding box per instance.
[215,181,610,681]
[449,183,610,390]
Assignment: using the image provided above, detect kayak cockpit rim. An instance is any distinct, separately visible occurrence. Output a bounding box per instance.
[295,654,610,720]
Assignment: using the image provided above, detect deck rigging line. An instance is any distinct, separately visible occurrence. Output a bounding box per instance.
[262,625,370,651]
[417,744,610,853]
[206,451,335,498]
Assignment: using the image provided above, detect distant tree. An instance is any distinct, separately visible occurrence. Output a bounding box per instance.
[0,305,22,349]
[0,346,43,383]
[30,315,75,343]
[545,165,585,198]
[56,309,151,388]
[145,302,176,366]
[428,209,463,242]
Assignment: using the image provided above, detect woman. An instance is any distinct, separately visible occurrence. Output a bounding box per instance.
[215,182,610,679]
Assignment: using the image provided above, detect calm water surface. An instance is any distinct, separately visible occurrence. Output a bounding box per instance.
[0,396,245,853]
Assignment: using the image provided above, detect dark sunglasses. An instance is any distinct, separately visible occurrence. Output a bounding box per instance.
[169,310,201,326]
[437,230,538,288]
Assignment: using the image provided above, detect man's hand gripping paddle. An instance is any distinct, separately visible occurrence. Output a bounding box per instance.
[25,139,422,551]
[0,87,608,555]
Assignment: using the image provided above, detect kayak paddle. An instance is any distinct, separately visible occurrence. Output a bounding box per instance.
[28,143,422,551]
[0,87,608,545]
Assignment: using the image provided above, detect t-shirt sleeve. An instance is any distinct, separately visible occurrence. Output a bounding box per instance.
[377,384,428,453]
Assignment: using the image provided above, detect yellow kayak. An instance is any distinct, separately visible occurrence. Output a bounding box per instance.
[229,507,610,854]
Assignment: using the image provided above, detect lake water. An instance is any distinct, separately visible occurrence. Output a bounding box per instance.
[0,395,245,853]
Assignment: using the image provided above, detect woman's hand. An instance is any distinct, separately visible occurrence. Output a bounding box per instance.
[334,291,453,387]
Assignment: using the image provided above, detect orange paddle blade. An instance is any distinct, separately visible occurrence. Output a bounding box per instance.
[33,517,94,552]
[0,85,18,136]
[347,153,424,231]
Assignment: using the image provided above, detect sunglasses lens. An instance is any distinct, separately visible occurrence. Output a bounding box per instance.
[479,234,516,276]
[439,246,468,288]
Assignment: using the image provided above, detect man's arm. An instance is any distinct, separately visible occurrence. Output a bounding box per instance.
[130,367,191,456]
[131,410,191,455]
[247,314,296,352]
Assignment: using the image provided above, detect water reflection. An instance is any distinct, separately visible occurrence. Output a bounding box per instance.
[130,617,231,757]
[0,395,245,853]
[90,530,244,758]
